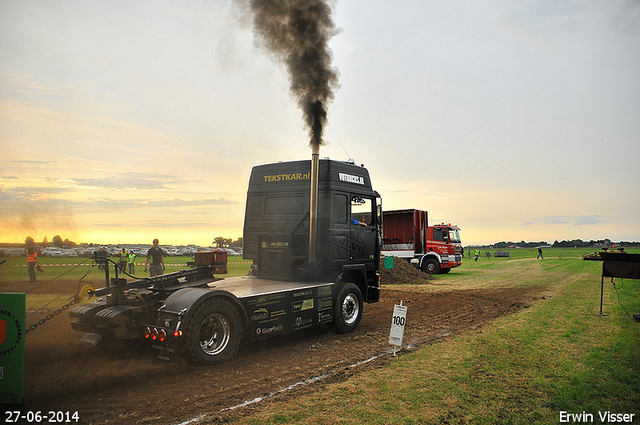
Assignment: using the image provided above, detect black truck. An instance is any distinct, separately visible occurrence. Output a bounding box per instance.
[70,158,382,364]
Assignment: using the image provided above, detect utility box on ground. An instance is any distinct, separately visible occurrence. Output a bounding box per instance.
[0,293,26,407]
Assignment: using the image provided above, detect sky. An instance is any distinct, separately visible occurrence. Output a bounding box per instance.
[1,0,639,247]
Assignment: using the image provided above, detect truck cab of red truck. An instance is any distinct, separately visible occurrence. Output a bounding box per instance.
[381,209,462,274]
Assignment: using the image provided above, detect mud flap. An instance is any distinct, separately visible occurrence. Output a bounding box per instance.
[151,340,177,362]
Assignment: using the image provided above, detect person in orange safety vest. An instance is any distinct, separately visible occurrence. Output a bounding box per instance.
[25,236,39,282]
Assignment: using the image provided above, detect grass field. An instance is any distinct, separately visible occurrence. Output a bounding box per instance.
[3,248,639,423]
[228,248,639,425]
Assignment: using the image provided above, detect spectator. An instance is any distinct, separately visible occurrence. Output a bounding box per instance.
[25,236,38,282]
[119,248,128,272]
[128,250,136,274]
[145,239,165,277]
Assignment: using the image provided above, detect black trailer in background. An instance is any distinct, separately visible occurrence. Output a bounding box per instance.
[585,250,640,317]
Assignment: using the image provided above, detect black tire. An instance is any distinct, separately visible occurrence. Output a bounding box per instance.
[332,283,363,334]
[422,258,441,275]
[184,297,242,364]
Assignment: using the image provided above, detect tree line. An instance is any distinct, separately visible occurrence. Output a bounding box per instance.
[212,237,243,248]
[551,239,640,248]
[489,239,640,249]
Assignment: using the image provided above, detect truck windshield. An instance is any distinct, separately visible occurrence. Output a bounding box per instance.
[448,229,461,244]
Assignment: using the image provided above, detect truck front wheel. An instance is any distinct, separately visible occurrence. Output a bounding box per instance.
[422,258,441,274]
[185,297,242,364]
[332,283,363,334]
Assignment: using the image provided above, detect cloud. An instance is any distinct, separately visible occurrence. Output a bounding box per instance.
[524,216,571,226]
[88,221,220,229]
[8,160,55,165]
[71,176,170,191]
[0,185,238,213]
[83,198,238,210]
[145,199,237,207]
[69,172,213,191]
[1,185,74,201]
[573,215,607,226]
[524,215,607,227]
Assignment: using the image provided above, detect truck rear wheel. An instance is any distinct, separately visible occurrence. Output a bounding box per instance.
[332,283,363,334]
[422,258,441,275]
[184,297,242,364]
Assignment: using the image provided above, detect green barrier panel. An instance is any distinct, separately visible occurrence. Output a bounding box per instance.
[384,256,394,270]
[0,293,26,406]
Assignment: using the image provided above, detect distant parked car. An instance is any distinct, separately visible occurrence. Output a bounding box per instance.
[1,248,23,257]
[43,247,64,257]
[177,247,197,256]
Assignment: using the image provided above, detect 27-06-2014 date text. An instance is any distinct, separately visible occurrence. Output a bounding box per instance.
[4,411,79,423]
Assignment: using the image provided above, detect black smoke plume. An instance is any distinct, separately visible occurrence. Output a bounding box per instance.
[245,0,340,148]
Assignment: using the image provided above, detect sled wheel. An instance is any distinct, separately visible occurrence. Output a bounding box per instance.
[332,283,363,334]
[422,258,441,275]
[185,297,241,364]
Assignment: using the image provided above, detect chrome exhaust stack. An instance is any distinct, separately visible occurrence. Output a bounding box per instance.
[308,145,320,263]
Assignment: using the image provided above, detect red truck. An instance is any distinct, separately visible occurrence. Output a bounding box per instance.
[380,209,462,274]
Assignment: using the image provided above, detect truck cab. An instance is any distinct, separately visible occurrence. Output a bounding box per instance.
[424,223,463,274]
[381,209,462,274]
[243,158,381,303]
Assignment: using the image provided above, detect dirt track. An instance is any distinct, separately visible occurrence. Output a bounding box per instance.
[5,260,544,424]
